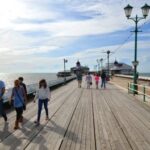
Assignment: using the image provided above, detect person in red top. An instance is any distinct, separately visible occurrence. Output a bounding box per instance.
[95,73,100,89]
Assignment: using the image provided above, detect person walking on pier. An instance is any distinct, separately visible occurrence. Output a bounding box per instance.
[95,73,100,89]
[34,79,50,126]
[101,71,106,89]
[18,77,27,117]
[76,61,83,88]
[18,77,27,96]
[86,72,92,89]
[11,80,27,129]
[0,80,7,122]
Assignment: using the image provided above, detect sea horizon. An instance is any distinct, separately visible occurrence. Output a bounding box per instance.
[0,73,58,89]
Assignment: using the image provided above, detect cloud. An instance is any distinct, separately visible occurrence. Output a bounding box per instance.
[63,40,150,71]
[0,0,150,72]
[0,39,149,73]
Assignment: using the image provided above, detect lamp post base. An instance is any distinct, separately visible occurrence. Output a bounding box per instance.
[133,84,138,95]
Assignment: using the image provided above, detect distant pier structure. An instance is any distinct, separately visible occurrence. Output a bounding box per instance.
[70,61,89,74]
[103,60,133,75]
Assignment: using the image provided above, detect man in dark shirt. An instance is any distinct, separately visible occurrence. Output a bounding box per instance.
[76,61,83,88]
[18,77,27,95]
[18,77,27,121]
[101,71,106,89]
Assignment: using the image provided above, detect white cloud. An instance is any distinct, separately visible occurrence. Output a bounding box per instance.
[0,39,149,73]
[63,40,150,71]
[0,0,150,72]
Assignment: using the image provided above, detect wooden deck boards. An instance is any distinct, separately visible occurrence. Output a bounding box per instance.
[0,80,150,150]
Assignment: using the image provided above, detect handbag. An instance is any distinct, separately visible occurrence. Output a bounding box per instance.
[15,88,26,111]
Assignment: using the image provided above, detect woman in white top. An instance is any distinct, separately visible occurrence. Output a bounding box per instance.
[34,79,50,125]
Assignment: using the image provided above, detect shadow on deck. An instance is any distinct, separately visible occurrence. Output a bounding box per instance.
[0,81,150,150]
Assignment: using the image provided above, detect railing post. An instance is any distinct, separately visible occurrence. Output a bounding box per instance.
[132,83,135,96]
[128,82,129,94]
[143,85,146,102]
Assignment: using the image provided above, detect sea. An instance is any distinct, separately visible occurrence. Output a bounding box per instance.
[139,73,150,77]
[0,72,150,89]
[0,73,65,101]
[0,72,149,101]
[0,73,58,89]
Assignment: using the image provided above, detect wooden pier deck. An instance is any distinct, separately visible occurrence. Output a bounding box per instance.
[0,80,150,150]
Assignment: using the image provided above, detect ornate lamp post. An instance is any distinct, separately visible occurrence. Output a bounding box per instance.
[107,50,110,77]
[94,65,98,72]
[100,58,103,70]
[124,4,150,94]
[96,59,100,72]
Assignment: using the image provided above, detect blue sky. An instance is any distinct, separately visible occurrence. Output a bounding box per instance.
[0,0,150,73]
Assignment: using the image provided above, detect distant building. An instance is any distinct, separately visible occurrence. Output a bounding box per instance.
[104,60,133,75]
[57,71,72,77]
[70,66,89,74]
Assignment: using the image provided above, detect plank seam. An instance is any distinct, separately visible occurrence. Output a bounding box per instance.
[58,89,84,150]
[103,93,134,150]
[0,84,76,143]
[91,90,97,150]
[24,88,78,150]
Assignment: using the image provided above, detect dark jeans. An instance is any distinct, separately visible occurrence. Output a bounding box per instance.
[0,100,7,121]
[37,99,49,122]
[101,79,106,88]
[15,107,23,121]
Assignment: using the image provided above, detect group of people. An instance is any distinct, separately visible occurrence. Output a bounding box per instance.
[0,61,107,130]
[85,71,107,89]
[0,77,50,130]
[76,61,107,89]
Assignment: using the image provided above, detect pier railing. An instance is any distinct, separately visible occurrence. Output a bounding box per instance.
[3,76,76,103]
[128,82,150,102]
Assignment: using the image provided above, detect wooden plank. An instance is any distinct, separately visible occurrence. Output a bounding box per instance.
[80,90,89,150]
[50,89,82,150]
[72,88,95,150]
[92,85,132,150]
[103,84,150,149]
[0,81,76,142]
[93,90,112,150]
[1,80,150,150]
[60,87,96,150]
[100,92,131,150]
[59,89,84,150]
[85,90,92,150]
[113,88,150,128]
[25,88,82,150]
[0,82,77,149]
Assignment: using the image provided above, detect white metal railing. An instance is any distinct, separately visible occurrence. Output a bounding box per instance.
[128,82,150,102]
[3,76,76,103]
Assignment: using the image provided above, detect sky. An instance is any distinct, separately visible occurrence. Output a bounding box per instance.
[0,0,150,73]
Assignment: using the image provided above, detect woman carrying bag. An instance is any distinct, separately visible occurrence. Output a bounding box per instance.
[10,80,27,130]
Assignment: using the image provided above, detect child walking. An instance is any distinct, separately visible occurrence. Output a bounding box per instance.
[95,73,100,89]
[34,79,50,126]
[86,73,92,89]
